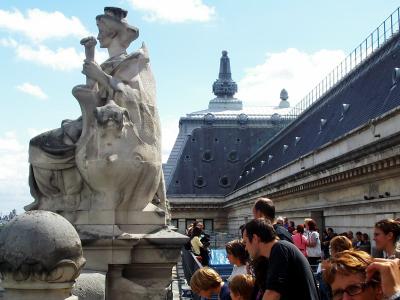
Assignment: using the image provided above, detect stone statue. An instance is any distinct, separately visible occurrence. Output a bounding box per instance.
[26,7,168,224]
[21,8,187,299]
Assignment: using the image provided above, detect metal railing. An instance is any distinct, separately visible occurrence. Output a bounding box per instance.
[181,249,203,300]
[288,7,400,118]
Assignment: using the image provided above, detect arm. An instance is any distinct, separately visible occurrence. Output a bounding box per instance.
[366,258,400,299]
[263,290,281,300]
[82,60,113,90]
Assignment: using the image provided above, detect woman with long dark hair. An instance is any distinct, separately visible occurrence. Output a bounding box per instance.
[305,219,322,268]
[374,219,400,259]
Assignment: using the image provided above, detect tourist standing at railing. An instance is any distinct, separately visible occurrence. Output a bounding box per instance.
[190,226,210,266]
[243,218,319,300]
[229,274,255,300]
[226,240,249,282]
[321,227,336,259]
[190,226,203,256]
[317,235,353,300]
[359,233,371,254]
[186,220,199,236]
[354,231,363,249]
[374,219,400,259]
[293,224,308,257]
[190,267,232,300]
[252,198,293,243]
[287,221,295,234]
[323,250,400,300]
[305,219,322,270]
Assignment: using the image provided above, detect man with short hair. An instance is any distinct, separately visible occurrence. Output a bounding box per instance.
[252,198,293,243]
[243,218,319,300]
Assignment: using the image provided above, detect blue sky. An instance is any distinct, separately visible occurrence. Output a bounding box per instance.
[0,0,399,215]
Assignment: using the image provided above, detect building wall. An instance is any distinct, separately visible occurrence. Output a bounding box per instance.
[170,109,400,246]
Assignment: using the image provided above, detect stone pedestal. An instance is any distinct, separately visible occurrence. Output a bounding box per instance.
[70,191,187,299]
[1,281,77,300]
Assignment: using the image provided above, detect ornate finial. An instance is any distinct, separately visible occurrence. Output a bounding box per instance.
[280,89,288,101]
[212,50,238,97]
[279,88,290,108]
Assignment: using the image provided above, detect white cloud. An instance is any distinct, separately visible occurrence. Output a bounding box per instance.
[0,37,17,47]
[0,39,109,71]
[16,82,48,100]
[160,116,180,163]
[127,0,215,23]
[0,8,89,42]
[0,131,29,204]
[237,48,346,107]
[15,44,84,71]
[0,132,25,153]
[0,130,43,214]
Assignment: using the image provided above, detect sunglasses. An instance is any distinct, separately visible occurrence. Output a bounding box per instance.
[332,280,379,300]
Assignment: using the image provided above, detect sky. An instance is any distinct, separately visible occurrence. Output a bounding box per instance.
[0,0,399,215]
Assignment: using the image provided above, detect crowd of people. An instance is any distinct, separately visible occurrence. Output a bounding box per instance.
[186,197,400,300]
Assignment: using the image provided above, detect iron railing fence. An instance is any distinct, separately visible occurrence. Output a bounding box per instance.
[288,7,400,119]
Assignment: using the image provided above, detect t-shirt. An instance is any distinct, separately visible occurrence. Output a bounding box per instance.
[227,264,247,282]
[273,224,294,243]
[190,236,203,255]
[265,240,320,300]
[219,283,232,300]
[293,233,308,256]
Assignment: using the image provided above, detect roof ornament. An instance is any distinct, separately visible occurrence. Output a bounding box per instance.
[212,50,238,98]
[279,89,290,108]
[319,118,327,133]
[339,103,350,121]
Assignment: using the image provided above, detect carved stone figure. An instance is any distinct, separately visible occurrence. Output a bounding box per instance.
[26,7,168,223]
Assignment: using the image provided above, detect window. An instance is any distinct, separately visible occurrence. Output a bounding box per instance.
[227,150,239,162]
[202,150,213,162]
[219,176,230,188]
[194,176,207,188]
[203,219,214,232]
[171,219,178,229]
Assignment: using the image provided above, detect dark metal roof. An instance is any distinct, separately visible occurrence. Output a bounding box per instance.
[235,33,400,189]
[167,124,287,196]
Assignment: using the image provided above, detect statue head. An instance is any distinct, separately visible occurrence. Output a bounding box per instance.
[96,7,139,49]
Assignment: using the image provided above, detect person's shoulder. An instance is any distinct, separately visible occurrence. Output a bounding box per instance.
[219,283,231,300]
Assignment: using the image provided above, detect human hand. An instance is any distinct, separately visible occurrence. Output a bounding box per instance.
[366,258,400,298]
[82,60,106,84]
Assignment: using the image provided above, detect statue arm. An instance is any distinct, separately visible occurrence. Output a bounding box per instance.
[82,60,118,92]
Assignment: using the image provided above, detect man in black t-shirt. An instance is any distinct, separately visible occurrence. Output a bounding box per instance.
[243,218,320,300]
[252,198,293,243]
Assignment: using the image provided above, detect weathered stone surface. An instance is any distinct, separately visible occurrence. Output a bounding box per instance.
[0,211,85,300]
[0,210,85,276]
[73,271,105,300]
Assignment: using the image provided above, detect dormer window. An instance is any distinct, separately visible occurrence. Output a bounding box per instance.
[319,118,327,133]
